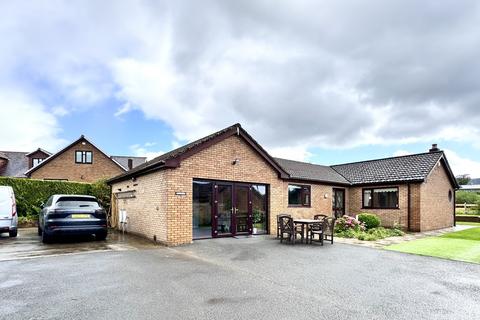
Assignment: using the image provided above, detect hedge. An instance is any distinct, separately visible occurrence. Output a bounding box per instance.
[0,177,111,218]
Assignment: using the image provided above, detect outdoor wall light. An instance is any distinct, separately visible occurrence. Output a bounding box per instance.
[232,158,240,165]
[324,193,329,199]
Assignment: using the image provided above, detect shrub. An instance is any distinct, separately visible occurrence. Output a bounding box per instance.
[335,226,405,241]
[0,177,111,217]
[335,215,366,233]
[455,190,480,205]
[357,213,381,229]
[335,229,357,238]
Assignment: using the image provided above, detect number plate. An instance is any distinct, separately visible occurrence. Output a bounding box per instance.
[71,214,91,219]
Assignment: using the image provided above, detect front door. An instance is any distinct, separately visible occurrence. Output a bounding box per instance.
[213,183,252,237]
[333,188,345,218]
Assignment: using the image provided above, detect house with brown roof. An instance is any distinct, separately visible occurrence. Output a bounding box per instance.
[107,123,459,246]
[1,136,146,183]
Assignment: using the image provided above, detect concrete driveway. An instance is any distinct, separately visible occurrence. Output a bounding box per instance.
[0,228,156,261]
[1,235,479,319]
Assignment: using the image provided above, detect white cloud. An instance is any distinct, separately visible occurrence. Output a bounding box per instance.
[2,0,480,157]
[269,146,312,162]
[393,150,412,157]
[114,102,134,118]
[443,149,480,178]
[129,143,164,161]
[52,106,69,117]
[0,89,66,151]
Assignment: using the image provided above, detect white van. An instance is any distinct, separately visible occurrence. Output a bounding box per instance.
[0,186,17,237]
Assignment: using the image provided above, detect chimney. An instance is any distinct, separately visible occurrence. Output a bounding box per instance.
[128,158,133,170]
[429,144,440,152]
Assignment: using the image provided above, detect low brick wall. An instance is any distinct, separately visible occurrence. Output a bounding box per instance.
[455,215,480,223]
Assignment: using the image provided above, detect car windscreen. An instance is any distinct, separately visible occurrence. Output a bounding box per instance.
[55,197,100,208]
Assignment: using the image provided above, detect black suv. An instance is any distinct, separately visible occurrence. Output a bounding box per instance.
[38,195,107,243]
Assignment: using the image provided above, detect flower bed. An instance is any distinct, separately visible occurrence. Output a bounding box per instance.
[334,215,404,241]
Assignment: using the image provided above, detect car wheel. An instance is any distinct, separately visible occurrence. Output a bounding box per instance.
[95,232,107,241]
[9,229,17,237]
[37,225,42,236]
[42,231,51,244]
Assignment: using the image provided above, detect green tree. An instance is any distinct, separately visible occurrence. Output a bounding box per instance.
[456,174,471,186]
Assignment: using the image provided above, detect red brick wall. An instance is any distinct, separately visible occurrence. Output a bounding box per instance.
[348,184,411,229]
[420,162,455,231]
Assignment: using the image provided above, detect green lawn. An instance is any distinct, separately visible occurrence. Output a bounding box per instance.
[386,227,480,264]
[456,221,480,226]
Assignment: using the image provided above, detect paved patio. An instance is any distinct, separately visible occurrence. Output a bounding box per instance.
[334,225,475,249]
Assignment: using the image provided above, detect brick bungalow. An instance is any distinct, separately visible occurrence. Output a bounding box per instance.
[107,123,459,246]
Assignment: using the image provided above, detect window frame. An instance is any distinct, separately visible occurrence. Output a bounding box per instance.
[75,150,93,164]
[32,158,43,167]
[288,184,311,207]
[362,187,399,209]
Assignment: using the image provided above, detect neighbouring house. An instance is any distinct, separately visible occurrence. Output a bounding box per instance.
[0,148,52,177]
[107,123,459,246]
[0,135,147,183]
[460,185,480,192]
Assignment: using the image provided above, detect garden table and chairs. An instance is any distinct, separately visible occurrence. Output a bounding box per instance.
[277,214,335,245]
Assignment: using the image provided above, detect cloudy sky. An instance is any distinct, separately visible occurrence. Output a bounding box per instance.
[1,0,480,176]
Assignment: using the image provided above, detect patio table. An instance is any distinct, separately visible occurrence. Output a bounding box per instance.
[293,219,321,244]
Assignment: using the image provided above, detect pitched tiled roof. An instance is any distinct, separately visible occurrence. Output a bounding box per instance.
[106,123,458,189]
[0,151,29,177]
[109,124,240,183]
[111,156,147,170]
[26,148,51,156]
[331,151,445,185]
[274,158,350,185]
[108,124,289,184]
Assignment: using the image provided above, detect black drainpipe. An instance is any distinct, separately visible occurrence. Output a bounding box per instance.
[407,183,411,232]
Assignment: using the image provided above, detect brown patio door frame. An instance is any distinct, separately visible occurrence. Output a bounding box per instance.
[212,182,253,238]
[333,188,345,218]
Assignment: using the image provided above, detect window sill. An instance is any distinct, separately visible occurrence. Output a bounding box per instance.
[361,207,400,210]
[288,205,311,208]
